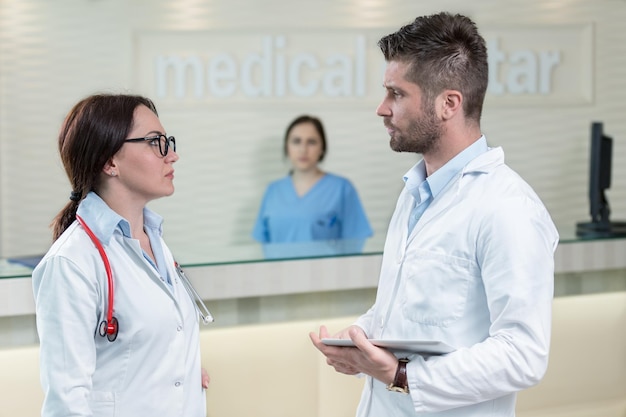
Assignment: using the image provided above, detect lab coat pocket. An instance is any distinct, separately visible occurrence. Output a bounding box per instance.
[89,390,115,416]
[401,251,475,326]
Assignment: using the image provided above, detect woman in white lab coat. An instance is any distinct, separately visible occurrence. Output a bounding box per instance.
[32,94,209,417]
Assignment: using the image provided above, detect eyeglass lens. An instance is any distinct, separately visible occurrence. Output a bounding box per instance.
[158,135,176,156]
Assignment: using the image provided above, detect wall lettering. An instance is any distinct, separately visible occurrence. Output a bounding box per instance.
[135,25,592,106]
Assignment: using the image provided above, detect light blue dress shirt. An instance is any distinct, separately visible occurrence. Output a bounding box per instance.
[404,136,489,233]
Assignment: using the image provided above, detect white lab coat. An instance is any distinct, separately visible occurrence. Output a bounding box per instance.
[32,220,206,417]
[354,147,559,416]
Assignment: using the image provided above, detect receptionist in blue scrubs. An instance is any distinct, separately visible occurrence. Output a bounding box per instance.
[252,115,373,244]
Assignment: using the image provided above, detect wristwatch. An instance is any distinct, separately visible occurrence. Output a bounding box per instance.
[386,358,410,394]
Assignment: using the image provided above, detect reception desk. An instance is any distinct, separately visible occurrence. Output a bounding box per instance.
[2,230,626,319]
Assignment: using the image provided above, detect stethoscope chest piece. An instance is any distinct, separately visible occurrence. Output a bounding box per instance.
[99,317,119,342]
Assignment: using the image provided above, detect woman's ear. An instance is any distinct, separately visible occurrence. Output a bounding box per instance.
[102,158,118,177]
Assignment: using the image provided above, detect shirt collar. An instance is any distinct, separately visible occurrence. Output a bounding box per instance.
[76,191,163,244]
[403,135,489,200]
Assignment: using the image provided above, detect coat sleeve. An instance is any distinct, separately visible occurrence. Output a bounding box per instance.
[33,254,101,417]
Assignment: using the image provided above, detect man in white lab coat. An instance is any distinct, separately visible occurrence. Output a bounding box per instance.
[310,12,559,417]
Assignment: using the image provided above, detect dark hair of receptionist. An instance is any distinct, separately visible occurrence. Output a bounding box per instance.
[283,115,327,162]
[377,12,488,124]
[51,93,158,241]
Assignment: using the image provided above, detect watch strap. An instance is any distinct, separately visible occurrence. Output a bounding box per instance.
[386,357,410,394]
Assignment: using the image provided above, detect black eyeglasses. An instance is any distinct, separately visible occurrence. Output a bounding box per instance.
[125,134,176,157]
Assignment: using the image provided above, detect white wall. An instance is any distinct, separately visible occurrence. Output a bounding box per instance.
[1,0,625,258]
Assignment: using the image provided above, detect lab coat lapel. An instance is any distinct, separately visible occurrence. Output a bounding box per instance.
[125,237,182,309]
[407,148,504,242]
[392,188,414,246]
[162,249,189,320]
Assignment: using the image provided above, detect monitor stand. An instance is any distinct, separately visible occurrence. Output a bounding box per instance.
[576,220,626,238]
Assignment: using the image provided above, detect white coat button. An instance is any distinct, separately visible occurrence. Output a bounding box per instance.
[177,325,182,331]
[175,381,181,387]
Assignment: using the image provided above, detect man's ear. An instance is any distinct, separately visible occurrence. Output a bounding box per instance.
[440,90,463,120]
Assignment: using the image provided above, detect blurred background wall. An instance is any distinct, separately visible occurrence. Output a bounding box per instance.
[1,0,625,258]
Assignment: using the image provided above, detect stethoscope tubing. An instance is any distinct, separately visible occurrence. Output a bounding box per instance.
[175,262,214,324]
[75,214,213,342]
[76,214,118,341]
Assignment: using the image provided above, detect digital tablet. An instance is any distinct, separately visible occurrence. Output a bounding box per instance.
[321,338,455,355]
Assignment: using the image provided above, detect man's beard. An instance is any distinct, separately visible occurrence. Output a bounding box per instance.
[389,106,442,154]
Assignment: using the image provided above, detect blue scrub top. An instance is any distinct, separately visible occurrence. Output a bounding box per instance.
[252,173,373,243]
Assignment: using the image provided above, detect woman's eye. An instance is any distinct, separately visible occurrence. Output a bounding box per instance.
[148,138,160,146]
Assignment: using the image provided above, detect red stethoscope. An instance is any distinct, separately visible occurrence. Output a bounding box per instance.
[76,215,118,341]
[75,214,214,343]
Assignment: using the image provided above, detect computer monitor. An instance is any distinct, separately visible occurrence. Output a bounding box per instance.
[576,121,626,237]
